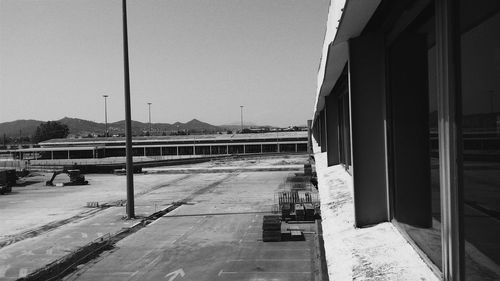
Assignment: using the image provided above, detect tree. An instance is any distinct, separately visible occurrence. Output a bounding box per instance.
[33,121,69,143]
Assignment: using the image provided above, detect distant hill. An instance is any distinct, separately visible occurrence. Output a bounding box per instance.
[0,117,223,138]
[0,119,43,138]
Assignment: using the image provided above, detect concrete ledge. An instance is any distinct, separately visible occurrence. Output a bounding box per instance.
[313,142,439,280]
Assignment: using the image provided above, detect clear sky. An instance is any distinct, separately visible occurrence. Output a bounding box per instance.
[0,0,329,127]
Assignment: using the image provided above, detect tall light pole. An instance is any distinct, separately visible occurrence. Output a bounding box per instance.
[103,95,109,137]
[147,102,152,135]
[240,105,244,132]
[122,0,134,219]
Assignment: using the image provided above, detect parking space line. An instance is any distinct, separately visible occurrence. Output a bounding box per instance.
[228,259,310,262]
[220,271,311,274]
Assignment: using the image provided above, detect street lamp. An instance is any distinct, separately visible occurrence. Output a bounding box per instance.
[102,95,109,137]
[240,105,244,132]
[147,102,152,135]
[122,0,134,219]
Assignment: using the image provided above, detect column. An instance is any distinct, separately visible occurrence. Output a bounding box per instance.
[349,33,390,227]
[325,95,340,166]
[307,119,312,154]
[320,110,327,152]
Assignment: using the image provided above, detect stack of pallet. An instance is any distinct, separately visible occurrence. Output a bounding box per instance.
[262,215,281,242]
[289,225,305,241]
[304,203,315,221]
[281,203,291,220]
[295,204,305,221]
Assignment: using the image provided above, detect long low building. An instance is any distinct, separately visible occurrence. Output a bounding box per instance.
[10,132,308,160]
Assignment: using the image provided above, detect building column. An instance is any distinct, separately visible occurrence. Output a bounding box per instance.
[349,33,389,227]
[160,147,163,156]
[325,95,340,166]
[176,146,179,156]
[320,110,327,153]
[67,150,70,159]
[307,119,312,154]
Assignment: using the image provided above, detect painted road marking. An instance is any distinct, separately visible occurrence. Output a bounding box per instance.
[81,232,88,238]
[18,268,28,278]
[220,271,311,274]
[63,235,72,239]
[165,268,185,280]
[20,250,34,256]
[0,265,11,278]
[228,259,310,262]
[46,248,53,255]
[92,223,101,226]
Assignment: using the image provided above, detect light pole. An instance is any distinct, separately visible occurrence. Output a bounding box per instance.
[122,0,134,219]
[103,95,109,137]
[240,105,244,132]
[147,102,152,135]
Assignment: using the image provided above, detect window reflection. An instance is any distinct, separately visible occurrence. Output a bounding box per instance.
[460,3,500,280]
[388,5,443,270]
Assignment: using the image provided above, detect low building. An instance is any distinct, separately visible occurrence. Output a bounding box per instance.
[11,132,308,160]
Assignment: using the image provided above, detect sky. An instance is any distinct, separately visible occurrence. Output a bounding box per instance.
[0,0,329,127]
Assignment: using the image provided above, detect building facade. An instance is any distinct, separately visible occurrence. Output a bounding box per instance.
[313,0,500,280]
[11,132,308,160]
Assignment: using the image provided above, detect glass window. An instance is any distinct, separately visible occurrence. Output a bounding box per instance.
[388,5,442,269]
[459,2,500,280]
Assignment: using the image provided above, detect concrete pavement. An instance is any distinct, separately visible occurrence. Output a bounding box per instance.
[0,173,236,280]
[66,171,318,281]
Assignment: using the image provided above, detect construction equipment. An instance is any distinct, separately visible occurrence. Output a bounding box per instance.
[46,169,88,186]
[0,169,16,195]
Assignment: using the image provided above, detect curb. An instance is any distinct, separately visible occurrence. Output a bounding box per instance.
[313,219,329,281]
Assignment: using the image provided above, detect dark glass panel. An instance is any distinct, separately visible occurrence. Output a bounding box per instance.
[459,3,500,280]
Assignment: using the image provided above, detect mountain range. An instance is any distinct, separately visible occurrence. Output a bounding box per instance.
[0,117,224,138]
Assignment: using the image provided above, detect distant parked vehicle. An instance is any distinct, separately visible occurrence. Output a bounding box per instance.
[0,169,17,195]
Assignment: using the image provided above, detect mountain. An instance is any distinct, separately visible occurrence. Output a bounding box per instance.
[0,117,223,138]
[0,119,43,138]
[182,119,220,132]
[59,117,104,135]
